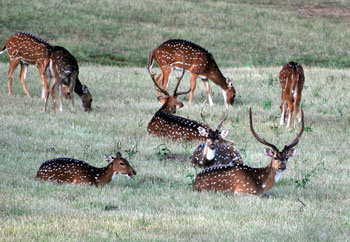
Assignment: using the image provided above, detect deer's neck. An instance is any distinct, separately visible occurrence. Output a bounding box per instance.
[207,65,227,90]
[74,78,84,96]
[94,164,116,187]
[255,164,280,193]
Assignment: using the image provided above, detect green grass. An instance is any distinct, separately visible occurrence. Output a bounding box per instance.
[0,62,349,241]
[1,0,350,67]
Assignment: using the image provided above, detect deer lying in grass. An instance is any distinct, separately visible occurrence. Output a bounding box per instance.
[148,39,236,106]
[191,102,243,167]
[47,46,92,112]
[36,152,136,187]
[194,108,304,196]
[147,61,207,141]
[279,61,305,129]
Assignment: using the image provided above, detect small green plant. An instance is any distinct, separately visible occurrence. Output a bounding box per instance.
[295,162,326,189]
[155,144,171,161]
[125,143,139,159]
[305,126,313,133]
[267,74,278,86]
[262,100,272,109]
[185,171,195,186]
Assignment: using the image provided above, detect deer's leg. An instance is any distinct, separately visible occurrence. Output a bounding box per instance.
[161,67,171,90]
[51,79,59,113]
[280,90,287,126]
[59,84,64,112]
[294,90,302,129]
[7,59,20,96]
[155,73,164,99]
[19,62,30,97]
[40,59,50,99]
[286,98,293,128]
[69,72,78,113]
[39,62,51,112]
[189,74,198,105]
[202,78,214,106]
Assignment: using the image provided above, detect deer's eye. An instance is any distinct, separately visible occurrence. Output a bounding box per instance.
[120,162,125,166]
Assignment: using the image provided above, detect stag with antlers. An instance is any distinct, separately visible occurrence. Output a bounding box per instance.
[191,101,243,167]
[194,108,304,196]
[148,39,236,107]
[147,60,207,141]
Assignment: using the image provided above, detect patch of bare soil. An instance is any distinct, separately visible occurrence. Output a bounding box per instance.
[165,153,191,162]
[298,5,350,18]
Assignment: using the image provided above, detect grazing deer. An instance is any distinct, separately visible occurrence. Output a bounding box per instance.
[148,39,236,107]
[147,60,208,141]
[0,32,52,106]
[36,152,136,187]
[191,102,243,167]
[47,46,92,112]
[279,61,305,129]
[194,108,304,196]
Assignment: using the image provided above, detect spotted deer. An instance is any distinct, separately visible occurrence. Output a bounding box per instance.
[194,108,304,196]
[148,39,236,107]
[191,101,243,167]
[36,152,136,187]
[0,32,52,108]
[279,61,305,129]
[47,46,92,112]
[147,60,208,141]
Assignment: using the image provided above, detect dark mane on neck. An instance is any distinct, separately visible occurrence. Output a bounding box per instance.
[155,110,205,129]
[19,32,51,47]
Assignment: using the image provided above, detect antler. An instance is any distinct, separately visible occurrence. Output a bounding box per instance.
[284,110,304,150]
[216,108,228,130]
[200,100,210,128]
[147,52,170,96]
[173,57,191,96]
[249,107,278,151]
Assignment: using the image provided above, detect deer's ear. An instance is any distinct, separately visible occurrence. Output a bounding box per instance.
[287,148,296,158]
[115,152,122,158]
[198,127,207,136]
[264,148,274,157]
[220,129,229,138]
[104,154,114,162]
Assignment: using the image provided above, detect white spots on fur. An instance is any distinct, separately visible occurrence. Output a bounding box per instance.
[36,157,135,186]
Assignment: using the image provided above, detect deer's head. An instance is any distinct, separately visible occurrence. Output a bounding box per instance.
[104,152,136,178]
[148,57,190,114]
[197,101,235,162]
[249,107,304,172]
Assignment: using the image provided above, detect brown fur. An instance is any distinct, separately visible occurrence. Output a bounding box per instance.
[0,32,52,111]
[36,153,136,187]
[279,61,305,129]
[148,39,235,106]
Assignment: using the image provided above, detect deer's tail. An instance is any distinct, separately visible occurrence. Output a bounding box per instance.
[0,44,7,55]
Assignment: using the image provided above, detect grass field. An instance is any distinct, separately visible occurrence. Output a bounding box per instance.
[1,0,350,241]
[1,0,350,67]
[0,62,349,241]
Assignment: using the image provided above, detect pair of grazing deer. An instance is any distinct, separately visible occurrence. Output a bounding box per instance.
[0,32,93,112]
[146,39,305,196]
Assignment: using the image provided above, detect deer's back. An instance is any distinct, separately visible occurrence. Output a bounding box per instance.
[279,62,305,89]
[194,164,260,193]
[36,158,97,184]
[147,110,206,141]
[6,32,52,65]
[51,46,79,75]
[153,39,217,74]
